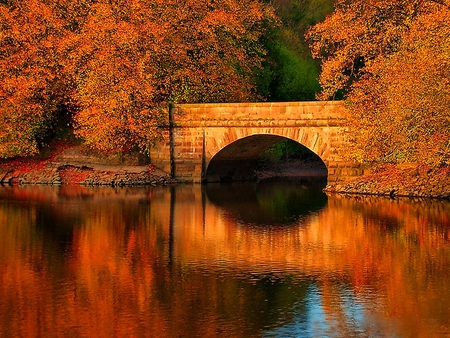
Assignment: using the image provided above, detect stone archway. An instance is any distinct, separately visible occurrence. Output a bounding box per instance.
[149,102,366,183]
[204,134,328,183]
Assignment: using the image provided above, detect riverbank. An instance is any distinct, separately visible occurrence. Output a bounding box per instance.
[0,145,175,186]
[1,145,449,199]
[325,164,450,199]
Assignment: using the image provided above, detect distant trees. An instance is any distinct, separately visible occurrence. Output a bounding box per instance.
[307,0,450,165]
[256,0,333,101]
[0,0,276,157]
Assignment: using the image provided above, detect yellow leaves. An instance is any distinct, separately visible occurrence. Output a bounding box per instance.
[307,0,429,99]
[0,93,47,158]
[308,0,450,165]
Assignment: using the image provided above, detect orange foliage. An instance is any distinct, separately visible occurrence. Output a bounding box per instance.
[0,1,69,157]
[0,0,276,157]
[307,0,450,165]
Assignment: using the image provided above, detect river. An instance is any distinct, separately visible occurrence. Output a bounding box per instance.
[0,178,449,337]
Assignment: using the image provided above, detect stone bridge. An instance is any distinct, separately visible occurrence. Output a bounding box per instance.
[149,101,365,183]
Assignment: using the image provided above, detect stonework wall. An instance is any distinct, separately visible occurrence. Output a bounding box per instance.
[150,101,366,183]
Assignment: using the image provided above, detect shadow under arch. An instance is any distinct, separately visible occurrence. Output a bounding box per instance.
[205,178,328,226]
[204,134,328,183]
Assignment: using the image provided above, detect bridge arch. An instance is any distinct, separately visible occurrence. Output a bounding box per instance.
[204,133,328,182]
[149,102,366,183]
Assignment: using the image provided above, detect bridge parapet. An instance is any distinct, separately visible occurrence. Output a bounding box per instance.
[171,101,347,127]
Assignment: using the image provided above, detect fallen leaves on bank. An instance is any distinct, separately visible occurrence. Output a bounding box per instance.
[325,164,450,199]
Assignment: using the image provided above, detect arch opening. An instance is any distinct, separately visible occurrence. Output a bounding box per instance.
[204,135,328,183]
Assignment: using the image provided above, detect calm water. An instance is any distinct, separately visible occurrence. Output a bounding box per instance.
[0,179,450,338]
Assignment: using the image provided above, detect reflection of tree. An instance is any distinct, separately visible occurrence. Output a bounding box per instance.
[319,196,450,337]
[0,186,450,337]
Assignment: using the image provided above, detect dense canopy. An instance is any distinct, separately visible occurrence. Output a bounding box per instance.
[307,0,450,165]
[0,0,276,157]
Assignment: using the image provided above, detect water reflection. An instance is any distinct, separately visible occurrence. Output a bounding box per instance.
[206,177,327,226]
[0,183,449,337]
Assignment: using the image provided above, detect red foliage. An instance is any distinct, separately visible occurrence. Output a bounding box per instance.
[0,140,72,178]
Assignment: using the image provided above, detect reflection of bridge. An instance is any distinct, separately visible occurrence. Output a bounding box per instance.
[149,102,365,183]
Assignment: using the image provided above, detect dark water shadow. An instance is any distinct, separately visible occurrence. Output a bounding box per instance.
[205,176,328,226]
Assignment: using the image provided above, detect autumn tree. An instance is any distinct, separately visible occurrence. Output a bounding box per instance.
[307,0,450,165]
[0,1,69,157]
[0,0,276,157]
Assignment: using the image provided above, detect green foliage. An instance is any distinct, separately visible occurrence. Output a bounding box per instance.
[256,0,334,101]
[271,43,320,100]
[261,138,314,161]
